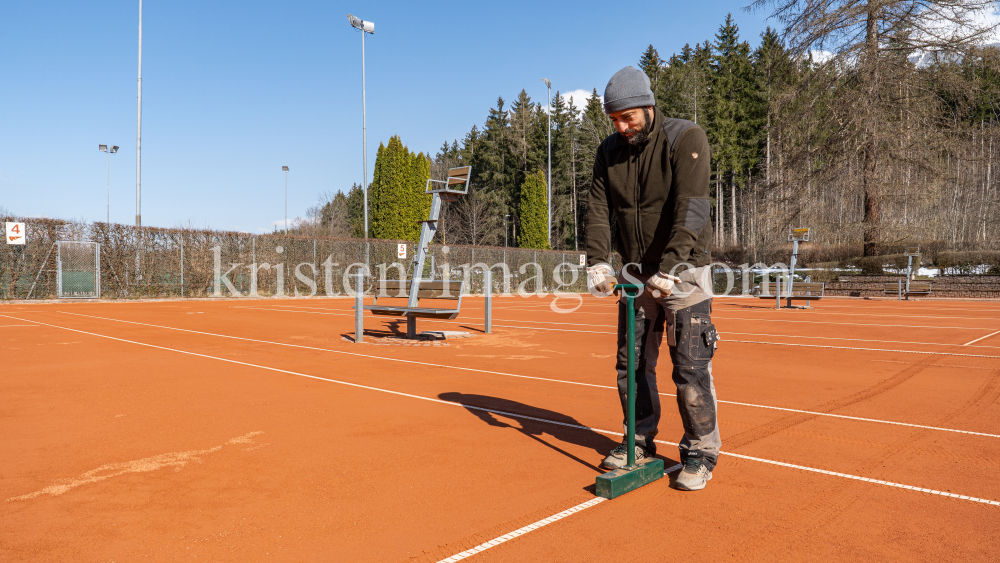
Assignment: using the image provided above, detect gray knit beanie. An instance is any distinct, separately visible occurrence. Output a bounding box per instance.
[603,66,655,113]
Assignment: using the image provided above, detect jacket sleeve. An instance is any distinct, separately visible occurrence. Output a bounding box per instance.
[585,142,613,267]
[659,127,712,274]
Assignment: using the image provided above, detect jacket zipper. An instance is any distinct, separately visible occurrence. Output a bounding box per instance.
[633,145,646,271]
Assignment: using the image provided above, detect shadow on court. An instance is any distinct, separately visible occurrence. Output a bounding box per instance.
[438,392,621,473]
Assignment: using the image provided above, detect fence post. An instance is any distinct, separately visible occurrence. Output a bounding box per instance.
[180,241,184,298]
[485,269,492,334]
[775,271,781,309]
[355,269,364,343]
[96,243,102,299]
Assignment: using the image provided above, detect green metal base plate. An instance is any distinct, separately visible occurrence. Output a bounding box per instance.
[595,457,665,499]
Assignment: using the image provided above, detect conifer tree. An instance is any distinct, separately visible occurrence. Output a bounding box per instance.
[518,169,550,249]
[639,45,665,99]
[370,136,428,241]
[346,183,366,238]
[408,151,432,236]
[708,14,756,245]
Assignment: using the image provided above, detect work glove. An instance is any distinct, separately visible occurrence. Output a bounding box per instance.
[587,263,618,297]
[647,271,682,298]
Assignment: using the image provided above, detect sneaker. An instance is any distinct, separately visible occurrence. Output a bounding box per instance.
[674,458,712,491]
[601,441,649,470]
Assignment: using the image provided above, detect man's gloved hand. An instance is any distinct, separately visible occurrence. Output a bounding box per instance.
[587,263,618,297]
[647,271,682,298]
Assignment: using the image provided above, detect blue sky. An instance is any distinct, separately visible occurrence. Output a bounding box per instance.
[1,1,778,233]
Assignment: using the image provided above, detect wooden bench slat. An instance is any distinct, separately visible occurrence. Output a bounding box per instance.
[883,281,932,295]
[375,280,463,300]
[756,281,825,300]
[364,305,461,320]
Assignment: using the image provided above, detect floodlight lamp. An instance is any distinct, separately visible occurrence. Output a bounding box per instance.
[282,166,289,172]
[110,146,119,153]
[542,78,551,88]
[99,144,108,152]
[346,14,374,33]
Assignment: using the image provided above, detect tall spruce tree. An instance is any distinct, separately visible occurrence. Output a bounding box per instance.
[708,14,756,245]
[639,45,665,99]
[518,169,550,249]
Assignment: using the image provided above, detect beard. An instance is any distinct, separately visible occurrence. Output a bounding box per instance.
[624,108,654,146]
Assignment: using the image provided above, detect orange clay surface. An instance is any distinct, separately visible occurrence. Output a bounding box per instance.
[1,295,999,562]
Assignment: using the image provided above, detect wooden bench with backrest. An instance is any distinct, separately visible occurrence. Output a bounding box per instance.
[363,279,465,320]
[756,281,825,301]
[884,280,932,298]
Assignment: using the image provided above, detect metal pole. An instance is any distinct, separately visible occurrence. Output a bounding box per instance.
[180,241,184,297]
[546,83,552,247]
[354,269,364,343]
[905,255,913,297]
[106,150,110,224]
[485,269,492,334]
[361,30,369,240]
[787,240,799,308]
[96,243,102,299]
[622,284,638,470]
[775,270,781,309]
[284,169,288,234]
[136,0,142,227]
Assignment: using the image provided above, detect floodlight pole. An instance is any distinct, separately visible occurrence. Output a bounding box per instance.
[105,148,111,224]
[504,214,509,247]
[361,29,368,240]
[543,78,552,247]
[282,166,289,234]
[136,0,142,228]
[347,15,374,241]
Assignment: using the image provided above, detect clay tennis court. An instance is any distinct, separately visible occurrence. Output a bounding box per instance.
[2,294,999,561]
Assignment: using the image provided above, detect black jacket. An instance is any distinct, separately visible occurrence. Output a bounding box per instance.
[586,107,713,275]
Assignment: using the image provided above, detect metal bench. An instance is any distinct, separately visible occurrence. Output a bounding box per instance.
[884,280,932,299]
[362,279,465,338]
[756,281,825,304]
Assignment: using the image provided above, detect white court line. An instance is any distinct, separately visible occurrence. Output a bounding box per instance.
[436,498,607,562]
[0,324,38,328]
[42,312,1000,440]
[726,339,1000,360]
[965,330,1000,346]
[260,304,1000,345]
[5,313,998,512]
[725,331,1000,350]
[243,307,1000,350]
[244,304,995,332]
[679,316,994,331]
[751,310,1000,322]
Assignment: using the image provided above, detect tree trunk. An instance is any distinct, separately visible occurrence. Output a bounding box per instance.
[861,1,882,257]
[730,170,737,246]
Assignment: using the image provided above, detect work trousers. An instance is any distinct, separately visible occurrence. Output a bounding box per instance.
[616,283,721,470]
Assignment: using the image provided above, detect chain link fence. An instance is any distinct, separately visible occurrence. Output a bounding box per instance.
[0,218,615,300]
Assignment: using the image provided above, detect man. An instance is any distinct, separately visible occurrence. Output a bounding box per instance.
[586,66,720,491]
